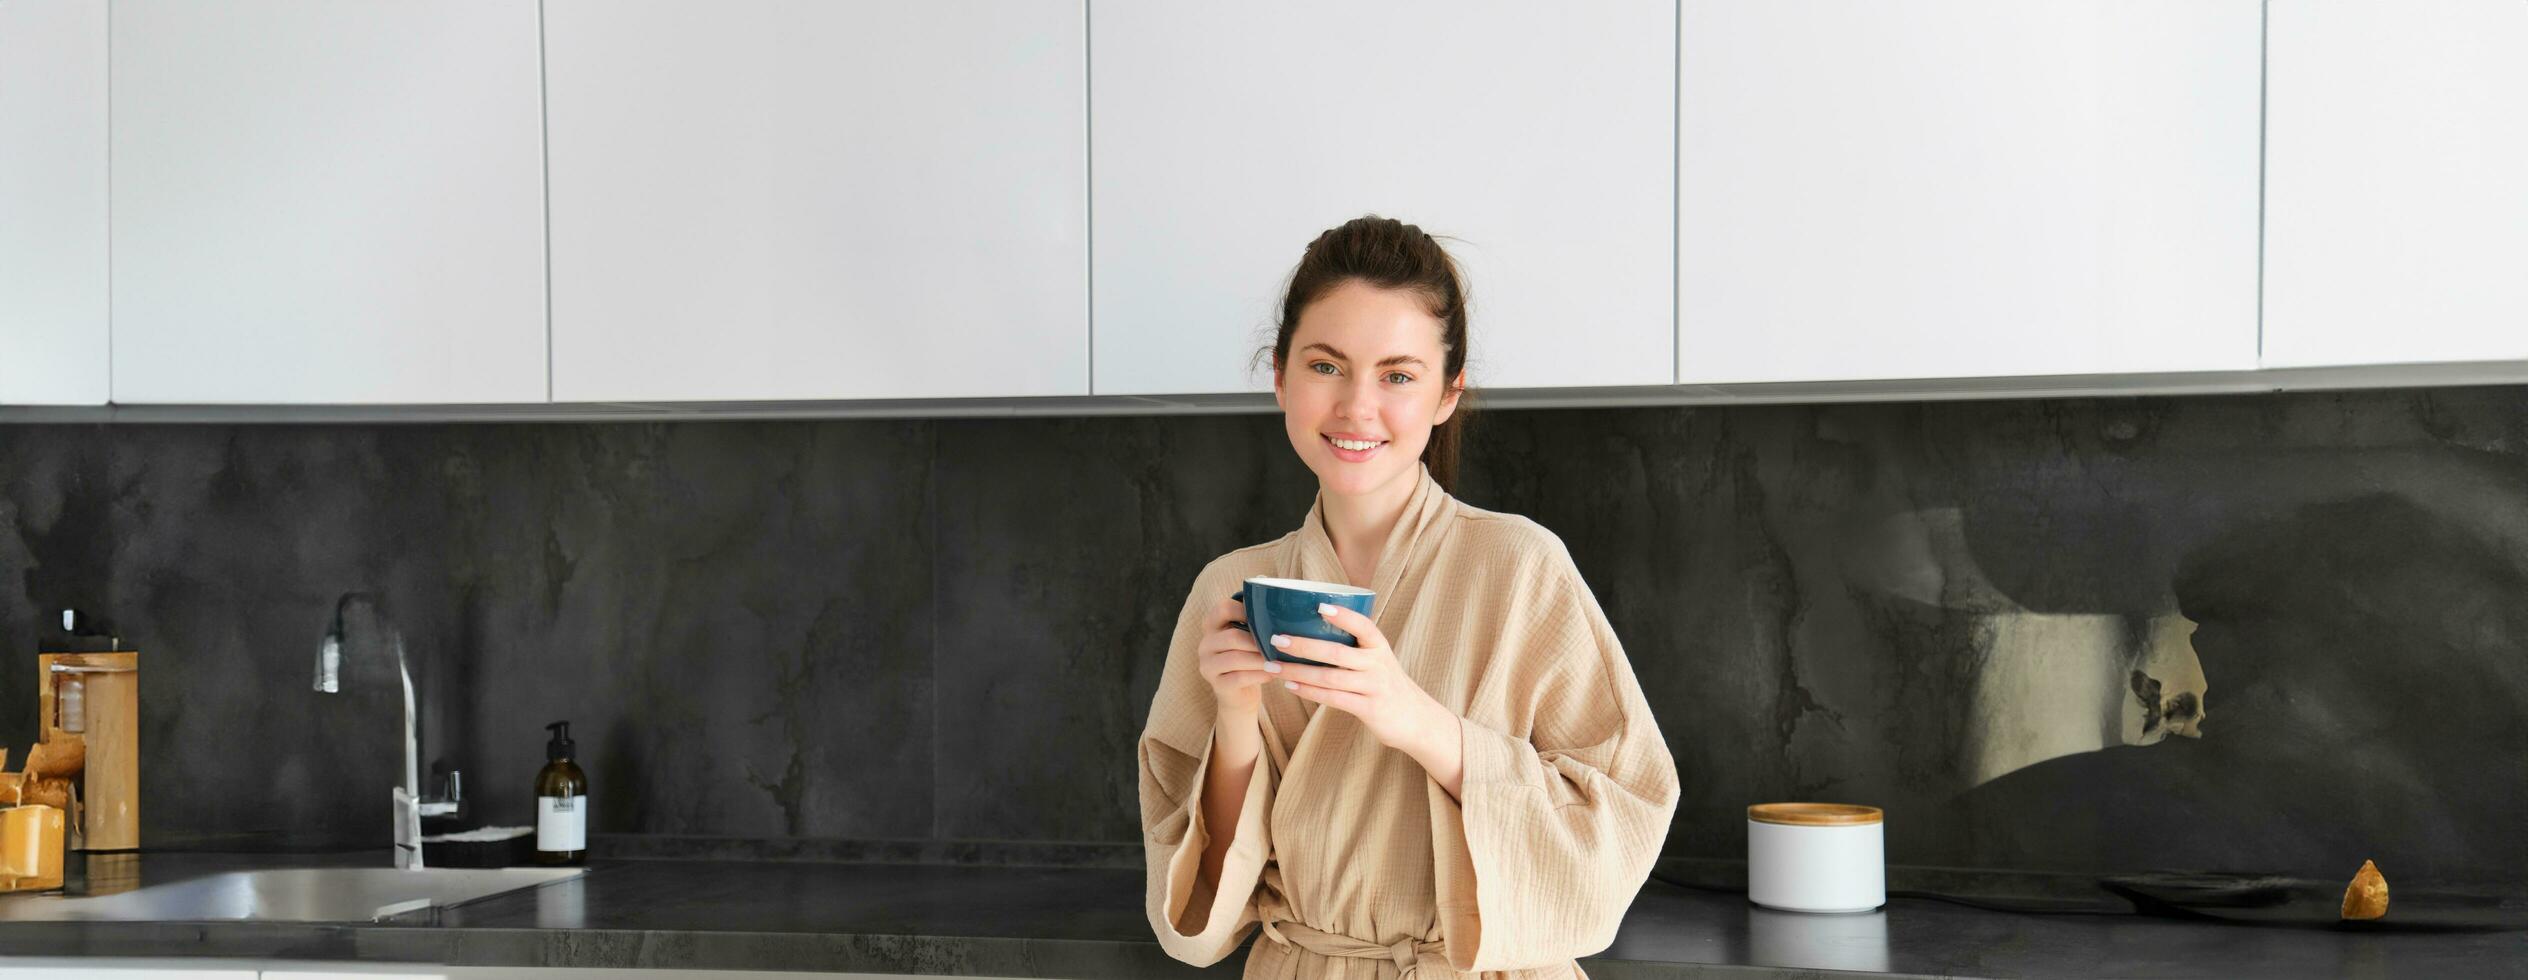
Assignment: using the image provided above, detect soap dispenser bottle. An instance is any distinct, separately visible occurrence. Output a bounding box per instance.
[533,721,587,866]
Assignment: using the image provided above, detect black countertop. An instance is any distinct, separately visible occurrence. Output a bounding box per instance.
[0,853,2517,978]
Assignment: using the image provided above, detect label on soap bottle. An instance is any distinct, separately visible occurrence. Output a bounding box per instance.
[537,795,587,852]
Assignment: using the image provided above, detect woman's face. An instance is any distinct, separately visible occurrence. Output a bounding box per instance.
[1274,279,1462,502]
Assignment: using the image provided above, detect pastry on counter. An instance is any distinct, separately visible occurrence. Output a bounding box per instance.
[2341,859,2390,921]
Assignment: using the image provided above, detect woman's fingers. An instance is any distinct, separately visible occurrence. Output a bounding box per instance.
[1201,643,1280,686]
[1269,660,1368,695]
[1215,664,1281,691]
[1199,595,1286,693]
[1212,595,1249,633]
[1266,632,1361,669]
[1206,625,1262,658]
[1313,603,1386,651]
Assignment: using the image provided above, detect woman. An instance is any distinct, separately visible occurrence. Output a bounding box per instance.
[1138,216,1680,979]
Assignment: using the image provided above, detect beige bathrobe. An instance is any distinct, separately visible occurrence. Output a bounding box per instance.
[1140,466,1680,979]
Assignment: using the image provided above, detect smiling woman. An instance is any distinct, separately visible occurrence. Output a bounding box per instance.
[1137,216,1681,980]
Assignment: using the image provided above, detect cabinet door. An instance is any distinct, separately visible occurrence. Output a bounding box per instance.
[1678,1,2261,384]
[0,966,252,979]
[545,0,1088,402]
[0,0,108,406]
[110,0,547,404]
[1091,1,1675,396]
[2263,0,2528,368]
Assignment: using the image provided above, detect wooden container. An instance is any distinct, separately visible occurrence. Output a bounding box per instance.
[39,652,138,851]
[0,804,66,892]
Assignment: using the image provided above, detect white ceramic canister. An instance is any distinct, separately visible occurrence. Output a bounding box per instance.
[1746,803,1885,913]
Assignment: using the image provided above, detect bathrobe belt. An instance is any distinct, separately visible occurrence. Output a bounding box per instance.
[1260,916,1452,978]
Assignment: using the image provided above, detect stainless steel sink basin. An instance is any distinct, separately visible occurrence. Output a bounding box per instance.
[0,866,582,922]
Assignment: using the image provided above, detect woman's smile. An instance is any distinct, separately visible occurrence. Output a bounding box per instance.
[1323,432,1388,462]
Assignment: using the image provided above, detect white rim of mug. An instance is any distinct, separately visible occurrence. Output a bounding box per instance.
[1245,576,1374,596]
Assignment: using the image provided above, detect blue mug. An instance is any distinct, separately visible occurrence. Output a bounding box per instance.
[1234,576,1376,669]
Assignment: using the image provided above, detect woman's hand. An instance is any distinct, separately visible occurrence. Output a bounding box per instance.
[1268,604,1449,752]
[1198,593,1281,717]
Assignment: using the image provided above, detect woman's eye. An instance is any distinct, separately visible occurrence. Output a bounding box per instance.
[1309,362,1338,376]
[1385,372,1413,385]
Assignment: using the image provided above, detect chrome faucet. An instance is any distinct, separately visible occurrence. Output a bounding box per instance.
[315,592,460,869]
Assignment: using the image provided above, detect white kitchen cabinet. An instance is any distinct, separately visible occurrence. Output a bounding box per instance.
[109,0,547,405]
[0,966,252,980]
[1090,0,1675,396]
[544,0,1088,403]
[0,0,109,406]
[1676,1,2262,385]
[2263,0,2528,368]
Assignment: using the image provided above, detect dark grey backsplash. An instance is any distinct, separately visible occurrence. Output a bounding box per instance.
[2,386,2522,885]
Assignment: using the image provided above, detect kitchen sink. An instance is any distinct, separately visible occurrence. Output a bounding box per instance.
[0,866,583,922]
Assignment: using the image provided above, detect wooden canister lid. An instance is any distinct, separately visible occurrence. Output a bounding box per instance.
[1748,803,1883,826]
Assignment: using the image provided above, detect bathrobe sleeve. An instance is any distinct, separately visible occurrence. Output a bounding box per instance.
[1426,558,1681,973]
[1140,565,1278,966]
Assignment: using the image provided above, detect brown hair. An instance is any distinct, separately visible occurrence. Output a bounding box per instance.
[1261,215,1474,492]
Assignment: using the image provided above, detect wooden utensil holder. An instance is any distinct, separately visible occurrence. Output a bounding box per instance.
[39,651,138,852]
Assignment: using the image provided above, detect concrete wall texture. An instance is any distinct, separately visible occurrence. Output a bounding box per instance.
[2,384,2520,885]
